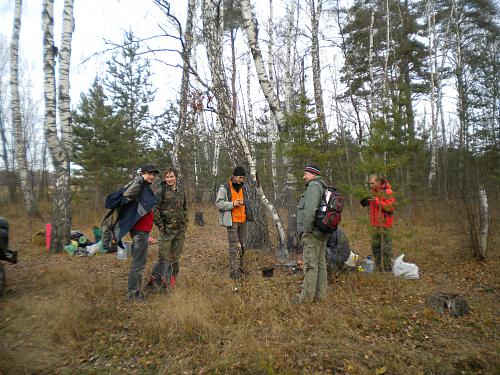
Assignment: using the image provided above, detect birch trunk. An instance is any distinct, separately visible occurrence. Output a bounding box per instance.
[310,0,327,136]
[172,0,196,172]
[203,0,274,251]
[267,0,278,203]
[478,186,488,260]
[242,0,299,256]
[427,0,438,189]
[283,0,296,115]
[42,0,74,252]
[10,0,38,215]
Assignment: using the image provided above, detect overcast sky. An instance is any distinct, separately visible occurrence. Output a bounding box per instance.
[0,0,186,111]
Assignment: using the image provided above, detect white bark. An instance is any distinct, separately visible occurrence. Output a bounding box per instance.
[42,0,74,252]
[310,0,327,136]
[284,1,295,115]
[427,0,438,189]
[58,0,74,152]
[243,0,304,256]
[212,115,221,177]
[368,9,375,122]
[10,0,37,215]
[478,186,488,259]
[204,0,286,255]
[267,0,278,202]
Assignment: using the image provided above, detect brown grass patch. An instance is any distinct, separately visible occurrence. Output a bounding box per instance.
[0,201,499,374]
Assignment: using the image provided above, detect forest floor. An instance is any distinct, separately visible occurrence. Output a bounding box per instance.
[0,201,499,374]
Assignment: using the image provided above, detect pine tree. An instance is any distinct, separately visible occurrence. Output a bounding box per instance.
[73,78,130,198]
[104,31,156,175]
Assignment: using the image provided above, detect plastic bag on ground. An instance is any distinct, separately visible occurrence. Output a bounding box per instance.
[392,254,419,280]
[344,251,359,267]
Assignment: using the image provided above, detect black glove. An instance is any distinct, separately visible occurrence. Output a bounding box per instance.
[360,197,369,207]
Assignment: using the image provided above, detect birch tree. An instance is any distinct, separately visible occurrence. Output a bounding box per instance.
[427,0,438,189]
[10,0,38,216]
[203,0,281,253]
[242,0,301,254]
[42,0,74,252]
[309,0,327,137]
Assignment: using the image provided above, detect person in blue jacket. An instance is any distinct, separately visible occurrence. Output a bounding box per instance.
[115,164,159,302]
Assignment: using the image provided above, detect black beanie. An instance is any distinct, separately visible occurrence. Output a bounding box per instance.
[304,163,321,175]
[233,166,246,177]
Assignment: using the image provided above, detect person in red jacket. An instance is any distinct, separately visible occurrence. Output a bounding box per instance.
[360,174,396,271]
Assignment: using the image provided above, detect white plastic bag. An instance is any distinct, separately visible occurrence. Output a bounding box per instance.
[85,242,100,256]
[344,251,359,267]
[392,254,419,280]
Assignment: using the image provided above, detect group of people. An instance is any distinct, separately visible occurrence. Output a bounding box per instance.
[294,163,396,304]
[110,164,188,302]
[113,163,395,304]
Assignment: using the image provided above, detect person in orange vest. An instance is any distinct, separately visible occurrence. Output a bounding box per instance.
[215,167,253,288]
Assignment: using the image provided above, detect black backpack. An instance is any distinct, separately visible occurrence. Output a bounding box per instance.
[315,183,343,233]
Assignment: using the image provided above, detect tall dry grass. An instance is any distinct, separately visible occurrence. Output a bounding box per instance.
[0,199,498,374]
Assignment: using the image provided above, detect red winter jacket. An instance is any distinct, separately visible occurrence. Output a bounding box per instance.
[369,179,396,228]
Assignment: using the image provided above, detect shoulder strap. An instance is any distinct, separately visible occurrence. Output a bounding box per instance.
[224,182,232,201]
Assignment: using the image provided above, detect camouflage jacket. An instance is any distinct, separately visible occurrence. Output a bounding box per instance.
[153,182,188,231]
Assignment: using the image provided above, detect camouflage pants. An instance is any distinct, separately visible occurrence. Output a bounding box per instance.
[158,227,186,277]
[227,222,247,279]
[371,227,393,271]
[299,233,327,303]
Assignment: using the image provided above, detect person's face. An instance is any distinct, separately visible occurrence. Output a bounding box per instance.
[233,175,245,185]
[369,177,380,190]
[303,171,315,184]
[165,172,177,186]
[142,171,156,184]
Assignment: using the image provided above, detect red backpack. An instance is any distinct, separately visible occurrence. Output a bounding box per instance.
[315,183,344,232]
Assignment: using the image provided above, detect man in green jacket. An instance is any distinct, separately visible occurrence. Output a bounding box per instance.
[294,163,329,304]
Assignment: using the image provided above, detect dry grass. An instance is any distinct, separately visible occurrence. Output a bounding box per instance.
[0,200,499,374]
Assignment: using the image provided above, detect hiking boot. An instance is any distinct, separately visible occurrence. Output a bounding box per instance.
[127,292,146,303]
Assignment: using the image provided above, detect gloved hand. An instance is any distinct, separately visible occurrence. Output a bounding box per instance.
[360,197,369,207]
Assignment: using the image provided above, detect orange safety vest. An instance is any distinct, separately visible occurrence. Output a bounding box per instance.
[229,181,246,223]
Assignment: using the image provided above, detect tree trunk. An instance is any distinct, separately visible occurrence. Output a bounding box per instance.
[203,0,275,251]
[242,0,301,256]
[42,0,74,252]
[10,0,38,216]
[427,0,438,190]
[478,186,488,260]
[172,0,196,173]
[310,0,327,137]
[267,0,278,203]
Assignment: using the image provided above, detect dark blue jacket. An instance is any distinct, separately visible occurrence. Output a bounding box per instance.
[113,176,156,242]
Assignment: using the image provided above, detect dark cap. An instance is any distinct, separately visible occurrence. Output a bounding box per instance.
[140,164,159,174]
[233,166,246,177]
[304,163,321,175]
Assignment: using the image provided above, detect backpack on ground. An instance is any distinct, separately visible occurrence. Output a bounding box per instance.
[315,183,344,233]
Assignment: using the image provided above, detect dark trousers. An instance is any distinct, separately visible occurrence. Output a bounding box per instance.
[371,227,392,271]
[127,230,149,297]
[227,222,247,279]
